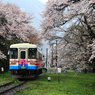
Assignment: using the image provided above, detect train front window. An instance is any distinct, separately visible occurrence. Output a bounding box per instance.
[10,48,18,59]
[28,48,37,59]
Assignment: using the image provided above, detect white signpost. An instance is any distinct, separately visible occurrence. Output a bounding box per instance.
[1,67,4,78]
[57,68,61,83]
[58,68,61,73]
[1,67,4,72]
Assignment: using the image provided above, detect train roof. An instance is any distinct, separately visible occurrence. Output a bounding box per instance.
[10,43,44,54]
[10,43,37,48]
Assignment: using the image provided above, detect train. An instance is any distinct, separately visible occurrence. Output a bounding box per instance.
[8,43,45,80]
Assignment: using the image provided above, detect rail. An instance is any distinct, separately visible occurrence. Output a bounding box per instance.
[0,81,26,95]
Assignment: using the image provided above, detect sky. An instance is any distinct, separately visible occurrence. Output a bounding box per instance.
[38,0,48,4]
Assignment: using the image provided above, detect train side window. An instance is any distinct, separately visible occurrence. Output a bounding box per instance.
[21,51,26,59]
[39,53,42,60]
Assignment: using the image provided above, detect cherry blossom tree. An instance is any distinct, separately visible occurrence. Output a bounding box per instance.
[57,25,92,69]
[41,0,95,36]
[0,2,34,41]
[41,0,95,70]
[29,28,43,46]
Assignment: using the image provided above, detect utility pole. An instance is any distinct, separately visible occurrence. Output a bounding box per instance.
[51,44,53,67]
[56,40,57,67]
[46,48,48,68]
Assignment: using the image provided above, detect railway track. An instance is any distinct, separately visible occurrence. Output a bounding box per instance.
[0,81,26,95]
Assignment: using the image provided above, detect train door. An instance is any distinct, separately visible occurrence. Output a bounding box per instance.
[19,49,28,69]
[20,51,26,59]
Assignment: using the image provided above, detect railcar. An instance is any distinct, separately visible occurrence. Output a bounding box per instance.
[9,43,44,79]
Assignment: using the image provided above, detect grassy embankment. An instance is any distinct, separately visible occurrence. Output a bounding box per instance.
[15,71,95,95]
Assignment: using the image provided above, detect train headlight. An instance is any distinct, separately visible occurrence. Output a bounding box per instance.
[11,62,16,65]
[30,62,32,65]
[13,62,16,65]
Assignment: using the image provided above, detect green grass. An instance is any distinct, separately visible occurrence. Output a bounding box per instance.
[0,71,14,84]
[15,72,95,95]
